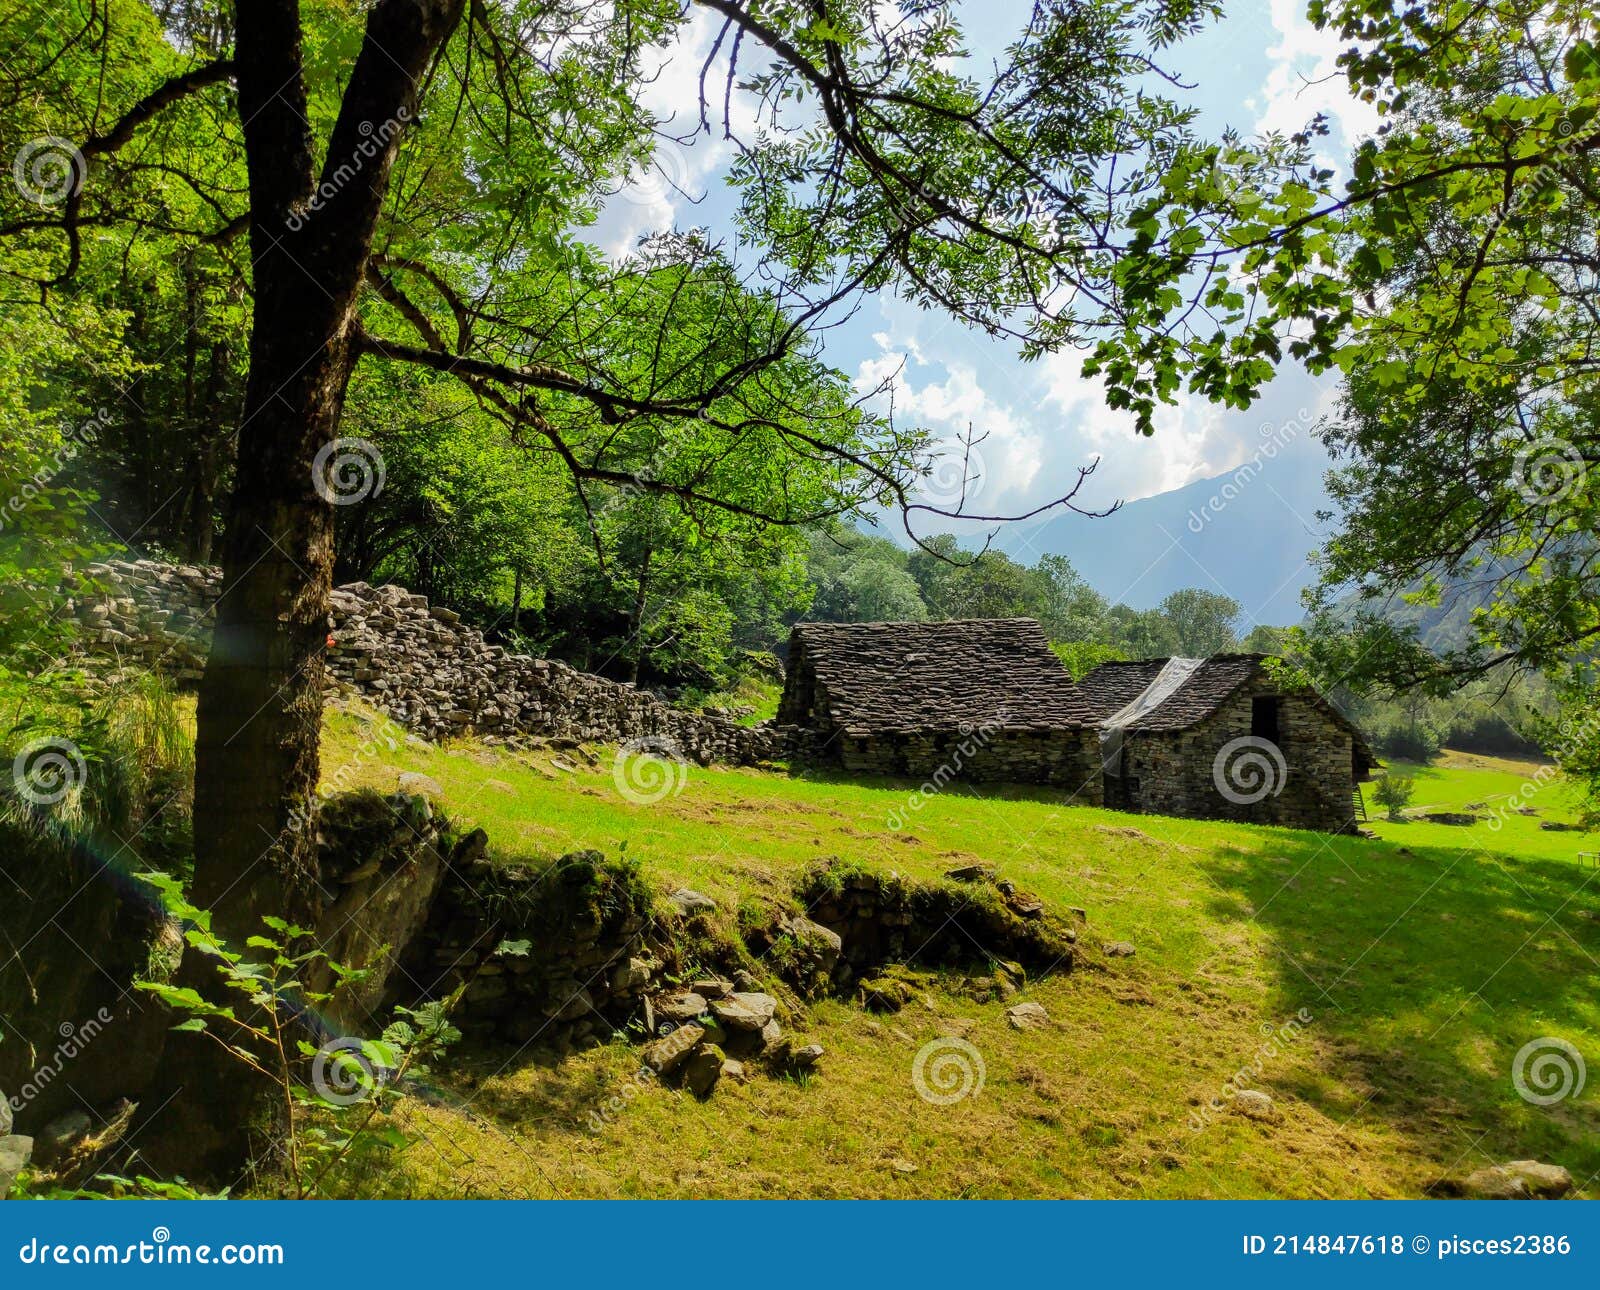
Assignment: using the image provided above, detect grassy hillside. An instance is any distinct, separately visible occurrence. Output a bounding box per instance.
[315,705,1600,1200]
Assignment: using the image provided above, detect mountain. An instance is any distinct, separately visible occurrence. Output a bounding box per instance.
[994,449,1334,627]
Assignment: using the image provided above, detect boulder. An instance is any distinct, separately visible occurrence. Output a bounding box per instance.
[1102,941,1136,958]
[1457,1161,1573,1200]
[858,976,914,1012]
[641,1023,705,1075]
[654,991,709,1024]
[945,863,996,882]
[691,977,733,998]
[396,771,444,799]
[668,889,717,917]
[1005,1002,1050,1031]
[0,1093,10,1138]
[720,1059,747,1082]
[1231,1090,1277,1122]
[791,1043,824,1069]
[683,1045,725,1099]
[732,969,759,992]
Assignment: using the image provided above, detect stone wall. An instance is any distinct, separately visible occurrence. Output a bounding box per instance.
[66,560,803,767]
[1117,685,1358,832]
[834,725,1102,794]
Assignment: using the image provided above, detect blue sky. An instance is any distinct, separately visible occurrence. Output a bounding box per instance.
[590,1,1378,532]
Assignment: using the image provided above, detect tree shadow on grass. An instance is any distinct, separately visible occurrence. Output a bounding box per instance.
[1195,825,1600,1194]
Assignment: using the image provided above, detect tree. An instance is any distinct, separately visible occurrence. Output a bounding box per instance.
[1372,773,1416,823]
[1158,588,1240,656]
[11,0,1560,1178]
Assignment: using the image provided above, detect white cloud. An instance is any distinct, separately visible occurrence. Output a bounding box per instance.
[1249,0,1381,163]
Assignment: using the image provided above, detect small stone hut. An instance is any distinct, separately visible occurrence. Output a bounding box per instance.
[777,619,1101,790]
[1072,654,1376,832]
[779,621,1375,832]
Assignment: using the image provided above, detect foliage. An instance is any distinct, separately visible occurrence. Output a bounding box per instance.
[1371,773,1417,822]
[134,870,477,1199]
[1051,641,1130,681]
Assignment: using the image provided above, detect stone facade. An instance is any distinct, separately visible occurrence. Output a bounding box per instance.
[779,619,1099,789]
[1083,656,1375,834]
[66,560,802,766]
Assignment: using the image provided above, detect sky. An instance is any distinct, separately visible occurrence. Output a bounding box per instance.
[588,0,1380,531]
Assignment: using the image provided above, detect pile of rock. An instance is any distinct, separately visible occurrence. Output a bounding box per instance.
[799,859,1078,986]
[65,560,809,766]
[641,973,822,1100]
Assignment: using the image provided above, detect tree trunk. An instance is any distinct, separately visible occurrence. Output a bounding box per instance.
[135,0,465,1184]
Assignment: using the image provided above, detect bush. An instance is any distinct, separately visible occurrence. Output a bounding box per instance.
[1369,716,1441,763]
[1372,773,1417,821]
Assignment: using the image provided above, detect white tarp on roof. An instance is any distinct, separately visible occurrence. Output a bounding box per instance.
[1098,656,1203,775]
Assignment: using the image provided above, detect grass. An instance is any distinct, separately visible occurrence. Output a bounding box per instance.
[315,704,1600,1199]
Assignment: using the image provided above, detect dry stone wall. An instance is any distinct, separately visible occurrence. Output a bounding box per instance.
[66,560,804,767]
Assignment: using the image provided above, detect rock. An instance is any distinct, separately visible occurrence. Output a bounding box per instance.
[945,863,995,882]
[0,1093,10,1138]
[32,1110,93,1168]
[611,957,653,993]
[654,991,708,1023]
[791,1043,824,1069]
[1102,941,1136,958]
[859,976,914,1012]
[890,1158,919,1175]
[641,1023,705,1075]
[1005,1002,1050,1031]
[1458,1161,1573,1200]
[727,992,776,1027]
[668,889,717,917]
[784,916,843,974]
[720,1059,747,1082]
[683,1045,725,1098]
[691,977,733,998]
[396,771,444,798]
[1005,892,1045,919]
[732,969,759,992]
[711,997,765,1031]
[0,1135,31,1195]
[484,778,516,793]
[1231,1090,1277,1122]
[759,1018,782,1050]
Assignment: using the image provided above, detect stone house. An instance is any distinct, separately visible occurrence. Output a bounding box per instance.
[777,619,1102,791]
[1069,654,1376,832]
[779,621,1375,832]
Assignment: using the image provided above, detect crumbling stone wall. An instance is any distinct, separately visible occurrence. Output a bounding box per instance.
[1117,686,1358,832]
[65,560,802,766]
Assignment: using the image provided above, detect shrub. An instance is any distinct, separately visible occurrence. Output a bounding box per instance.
[1372,773,1417,821]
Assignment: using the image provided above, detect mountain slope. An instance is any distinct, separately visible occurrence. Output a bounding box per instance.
[996,450,1332,626]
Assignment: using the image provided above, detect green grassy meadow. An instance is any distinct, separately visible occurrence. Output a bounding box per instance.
[316,704,1600,1200]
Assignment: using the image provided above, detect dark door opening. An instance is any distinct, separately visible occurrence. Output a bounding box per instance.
[1251,695,1281,743]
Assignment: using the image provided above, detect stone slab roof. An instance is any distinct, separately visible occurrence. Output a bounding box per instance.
[783,618,1089,734]
[1075,654,1377,767]
[1074,655,1265,731]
